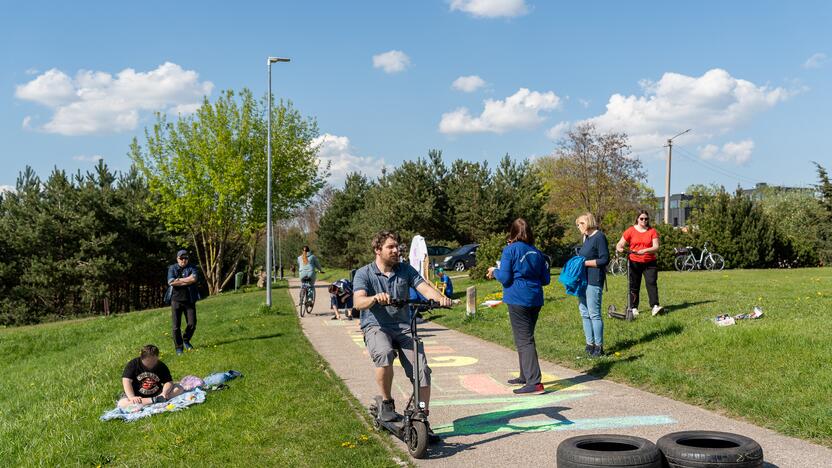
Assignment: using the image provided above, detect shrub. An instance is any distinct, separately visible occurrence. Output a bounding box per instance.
[468,233,507,280]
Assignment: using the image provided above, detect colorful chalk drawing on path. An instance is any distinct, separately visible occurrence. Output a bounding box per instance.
[334,316,675,437]
[431,391,675,436]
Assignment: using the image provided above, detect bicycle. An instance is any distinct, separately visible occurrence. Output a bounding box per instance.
[673,242,726,271]
[298,276,315,317]
[608,251,628,276]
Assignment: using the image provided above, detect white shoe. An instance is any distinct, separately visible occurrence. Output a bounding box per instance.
[651,305,663,316]
[631,308,639,317]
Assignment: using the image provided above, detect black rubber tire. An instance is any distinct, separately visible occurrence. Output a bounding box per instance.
[657,431,763,468]
[453,261,466,272]
[557,434,662,467]
[408,420,429,459]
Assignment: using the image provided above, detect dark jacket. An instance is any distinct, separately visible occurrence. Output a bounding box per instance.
[578,230,609,287]
[165,264,201,304]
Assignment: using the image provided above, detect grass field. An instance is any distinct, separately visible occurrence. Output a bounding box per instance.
[0,286,405,467]
[433,268,832,447]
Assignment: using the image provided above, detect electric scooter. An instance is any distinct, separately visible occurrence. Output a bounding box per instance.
[607,250,636,321]
[368,298,447,459]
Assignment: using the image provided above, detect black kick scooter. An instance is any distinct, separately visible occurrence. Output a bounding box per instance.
[368,298,447,459]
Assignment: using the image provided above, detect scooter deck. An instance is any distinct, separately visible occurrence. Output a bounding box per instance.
[378,417,407,438]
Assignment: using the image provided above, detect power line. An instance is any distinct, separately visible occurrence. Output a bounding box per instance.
[673,145,758,186]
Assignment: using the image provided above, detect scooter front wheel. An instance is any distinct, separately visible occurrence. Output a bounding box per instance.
[407,420,429,459]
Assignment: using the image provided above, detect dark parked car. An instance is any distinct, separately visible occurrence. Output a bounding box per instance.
[427,245,453,267]
[441,244,479,272]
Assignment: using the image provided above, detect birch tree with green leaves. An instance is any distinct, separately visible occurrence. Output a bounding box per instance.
[130,88,325,294]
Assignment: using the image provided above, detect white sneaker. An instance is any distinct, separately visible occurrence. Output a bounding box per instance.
[631,308,639,317]
[651,305,663,316]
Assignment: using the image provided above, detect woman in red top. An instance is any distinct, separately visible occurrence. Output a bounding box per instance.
[615,210,663,317]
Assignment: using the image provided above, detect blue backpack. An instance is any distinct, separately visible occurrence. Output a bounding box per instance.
[558,255,588,296]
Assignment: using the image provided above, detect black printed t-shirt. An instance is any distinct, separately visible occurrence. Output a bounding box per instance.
[122,357,173,398]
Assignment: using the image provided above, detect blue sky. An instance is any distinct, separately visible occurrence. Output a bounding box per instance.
[2,0,830,195]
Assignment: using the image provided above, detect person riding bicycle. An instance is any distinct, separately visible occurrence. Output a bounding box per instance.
[353,230,451,437]
[297,246,324,303]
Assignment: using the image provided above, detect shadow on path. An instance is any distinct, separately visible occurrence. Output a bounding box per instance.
[429,406,573,459]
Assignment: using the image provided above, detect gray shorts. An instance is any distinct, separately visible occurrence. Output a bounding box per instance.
[363,324,431,386]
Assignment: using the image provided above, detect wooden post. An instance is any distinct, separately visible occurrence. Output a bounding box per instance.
[466,286,476,316]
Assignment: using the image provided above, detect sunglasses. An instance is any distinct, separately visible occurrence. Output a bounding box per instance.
[638,217,649,220]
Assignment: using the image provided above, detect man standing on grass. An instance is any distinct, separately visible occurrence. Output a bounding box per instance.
[166,249,200,356]
[352,231,452,439]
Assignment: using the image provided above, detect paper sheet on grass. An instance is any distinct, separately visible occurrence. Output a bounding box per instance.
[481,300,503,308]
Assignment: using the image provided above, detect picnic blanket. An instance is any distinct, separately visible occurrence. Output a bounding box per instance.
[100,388,206,422]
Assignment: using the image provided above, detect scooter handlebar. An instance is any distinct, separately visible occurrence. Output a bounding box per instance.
[388,298,450,309]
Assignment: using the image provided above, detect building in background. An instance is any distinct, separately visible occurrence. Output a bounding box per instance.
[650,182,813,227]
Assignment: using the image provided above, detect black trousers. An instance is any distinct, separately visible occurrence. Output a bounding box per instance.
[628,260,659,309]
[171,301,197,349]
[507,304,542,386]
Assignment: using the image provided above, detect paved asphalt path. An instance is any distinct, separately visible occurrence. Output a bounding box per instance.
[290,279,831,467]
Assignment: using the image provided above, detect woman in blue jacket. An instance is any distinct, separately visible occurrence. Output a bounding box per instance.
[575,213,609,357]
[487,218,551,395]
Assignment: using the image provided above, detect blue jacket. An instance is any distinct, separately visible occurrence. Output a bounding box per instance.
[558,256,587,296]
[438,275,453,297]
[493,241,551,307]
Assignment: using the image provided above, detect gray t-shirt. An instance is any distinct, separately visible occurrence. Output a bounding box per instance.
[353,261,425,329]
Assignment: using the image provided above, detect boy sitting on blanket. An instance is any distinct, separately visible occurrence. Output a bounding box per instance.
[118,344,184,408]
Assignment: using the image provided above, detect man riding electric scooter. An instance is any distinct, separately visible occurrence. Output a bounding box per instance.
[352,230,452,450]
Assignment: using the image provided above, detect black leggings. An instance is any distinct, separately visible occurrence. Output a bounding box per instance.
[628,260,659,309]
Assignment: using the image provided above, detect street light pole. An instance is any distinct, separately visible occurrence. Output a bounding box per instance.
[266,56,290,307]
[663,129,691,225]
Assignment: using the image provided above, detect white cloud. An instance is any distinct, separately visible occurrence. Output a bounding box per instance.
[803,52,828,69]
[0,185,14,194]
[312,133,386,185]
[73,154,104,162]
[25,68,39,75]
[699,140,754,165]
[449,0,529,18]
[15,68,76,107]
[372,50,411,74]
[578,98,590,109]
[439,87,561,134]
[14,62,213,136]
[545,121,570,140]
[22,116,32,129]
[581,68,791,153]
[452,75,487,92]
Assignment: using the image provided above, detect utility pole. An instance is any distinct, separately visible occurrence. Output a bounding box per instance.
[265,56,290,307]
[664,129,691,225]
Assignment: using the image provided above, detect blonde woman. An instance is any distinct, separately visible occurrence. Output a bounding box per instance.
[575,213,609,357]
